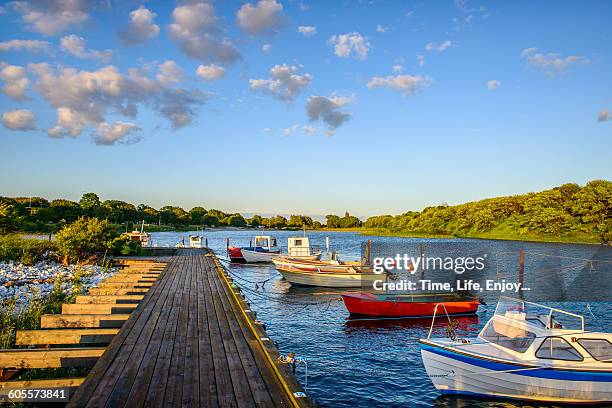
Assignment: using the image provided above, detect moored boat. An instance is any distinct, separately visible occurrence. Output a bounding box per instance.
[227,235,280,263]
[272,256,384,288]
[420,296,612,404]
[342,292,480,317]
[286,236,322,260]
[123,221,151,247]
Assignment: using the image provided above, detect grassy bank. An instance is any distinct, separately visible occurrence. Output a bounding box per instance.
[333,227,603,245]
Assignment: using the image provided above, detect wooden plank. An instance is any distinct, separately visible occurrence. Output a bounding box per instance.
[105,251,186,407]
[0,377,85,391]
[88,288,149,296]
[62,303,139,315]
[41,314,130,329]
[16,329,119,346]
[96,282,154,289]
[75,295,144,304]
[0,348,104,369]
[105,274,158,281]
[69,253,177,407]
[206,256,276,407]
[142,254,190,407]
[203,253,256,407]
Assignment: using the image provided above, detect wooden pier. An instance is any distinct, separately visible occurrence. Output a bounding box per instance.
[0,249,312,407]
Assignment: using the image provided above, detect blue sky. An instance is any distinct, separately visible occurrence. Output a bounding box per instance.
[1,0,611,218]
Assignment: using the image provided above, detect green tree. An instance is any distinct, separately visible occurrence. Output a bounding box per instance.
[101,200,137,223]
[228,214,247,227]
[189,206,208,224]
[50,199,82,222]
[55,217,118,264]
[249,215,263,227]
[325,214,341,228]
[79,193,101,215]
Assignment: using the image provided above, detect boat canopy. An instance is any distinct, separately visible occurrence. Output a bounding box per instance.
[254,236,277,249]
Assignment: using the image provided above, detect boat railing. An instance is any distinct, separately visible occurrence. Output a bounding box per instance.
[427,303,453,340]
[495,296,584,332]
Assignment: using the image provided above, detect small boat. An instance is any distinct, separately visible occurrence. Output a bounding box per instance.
[189,235,203,248]
[123,221,151,247]
[286,236,322,260]
[227,235,280,263]
[420,296,612,404]
[342,292,480,317]
[272,256,384,288]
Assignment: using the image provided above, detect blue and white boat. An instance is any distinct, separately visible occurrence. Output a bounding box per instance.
[420,297,612,404]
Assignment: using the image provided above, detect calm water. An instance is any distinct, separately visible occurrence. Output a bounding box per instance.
[151,230,612,408]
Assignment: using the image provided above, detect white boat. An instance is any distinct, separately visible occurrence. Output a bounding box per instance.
[420,297,612,404]
[228,236,280,263]
[189,235,203,248]
[123,221,151,247]
[286,236,321,260]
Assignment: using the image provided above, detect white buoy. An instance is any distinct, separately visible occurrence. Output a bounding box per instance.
[326,237,330,254]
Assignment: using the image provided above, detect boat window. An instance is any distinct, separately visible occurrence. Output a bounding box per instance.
[271,238,277,246]
[255,238,268,247]
[481,320,536,353]
[525,317,546,328]
[294,239,302,246]
[536,337,583,361]
[577,339,612,362]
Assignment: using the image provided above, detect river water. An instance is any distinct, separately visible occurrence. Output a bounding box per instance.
[151,230,612,408]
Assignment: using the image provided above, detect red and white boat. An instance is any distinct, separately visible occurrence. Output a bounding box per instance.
[341,292,480,317]
[227,235,280,263]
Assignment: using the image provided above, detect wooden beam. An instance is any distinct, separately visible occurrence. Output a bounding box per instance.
[0,348,105,369]
[105,275,158,281]
[41,314,130,329]
[16,329,119,346]
[0,378,85,396]
[75,295,144,304]
[88,288,149,295]
[96,282,154,289]
[62,303,139,315]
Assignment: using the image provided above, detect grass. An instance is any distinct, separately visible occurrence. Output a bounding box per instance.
[0,235,57,265]
[341,227,603,245]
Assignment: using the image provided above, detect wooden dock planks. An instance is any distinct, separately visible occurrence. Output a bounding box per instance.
[68,248,312,408]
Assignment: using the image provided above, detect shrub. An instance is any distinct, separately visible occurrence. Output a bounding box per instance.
[55,217,117,264]
[108,235,142,256]
[0,235,57,265]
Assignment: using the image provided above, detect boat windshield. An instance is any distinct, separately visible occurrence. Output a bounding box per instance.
[255,237,269,247]
[495,297,584,332]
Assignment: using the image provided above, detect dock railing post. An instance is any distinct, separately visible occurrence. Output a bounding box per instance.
[519,250,525,301]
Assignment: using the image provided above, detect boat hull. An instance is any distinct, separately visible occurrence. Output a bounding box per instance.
[277,269,385,288]
[272,258,369,273]
[241,249,280,263]
[342,294,479,317]
[420,342,612,404]
[227,246,246,263]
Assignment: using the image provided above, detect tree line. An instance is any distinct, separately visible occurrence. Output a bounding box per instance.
[363,180,612,243]
[0,192,362,233]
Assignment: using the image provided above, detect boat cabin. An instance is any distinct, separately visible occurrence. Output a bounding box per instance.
[288,236,314,257]
[475,297,612,366]
[189,235,203,248]
[253,236,278,251]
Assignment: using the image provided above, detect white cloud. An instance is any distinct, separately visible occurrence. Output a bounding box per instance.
[0,39,51,53]
[521,47,589,76]
[425,40,452,52]
[0,63,29,101]
[156,60,182,85]
[598,110,611,122]
[376,24,387,33]
[60,35,112,62]
[283,124,299,136]
[487,79,501,90]
[29,62,206,140]
[367,74,430,96]
[249,64,312,102]
[297,25,316,37]
[262,44,272,53]
[417,54,425,66]
[119,6,160,46]
[303,125,316,135]
[196,64,225,81]
[2,109,35,131]
[236,0,285,36]
[10,0,91,36]
[329,32,370,60]
[392,64,404,73]
[168,2,240,64]
[306,95,352,132]
[94,121,141,145]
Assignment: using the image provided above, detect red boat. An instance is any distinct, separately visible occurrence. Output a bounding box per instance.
[341,292,480,317]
